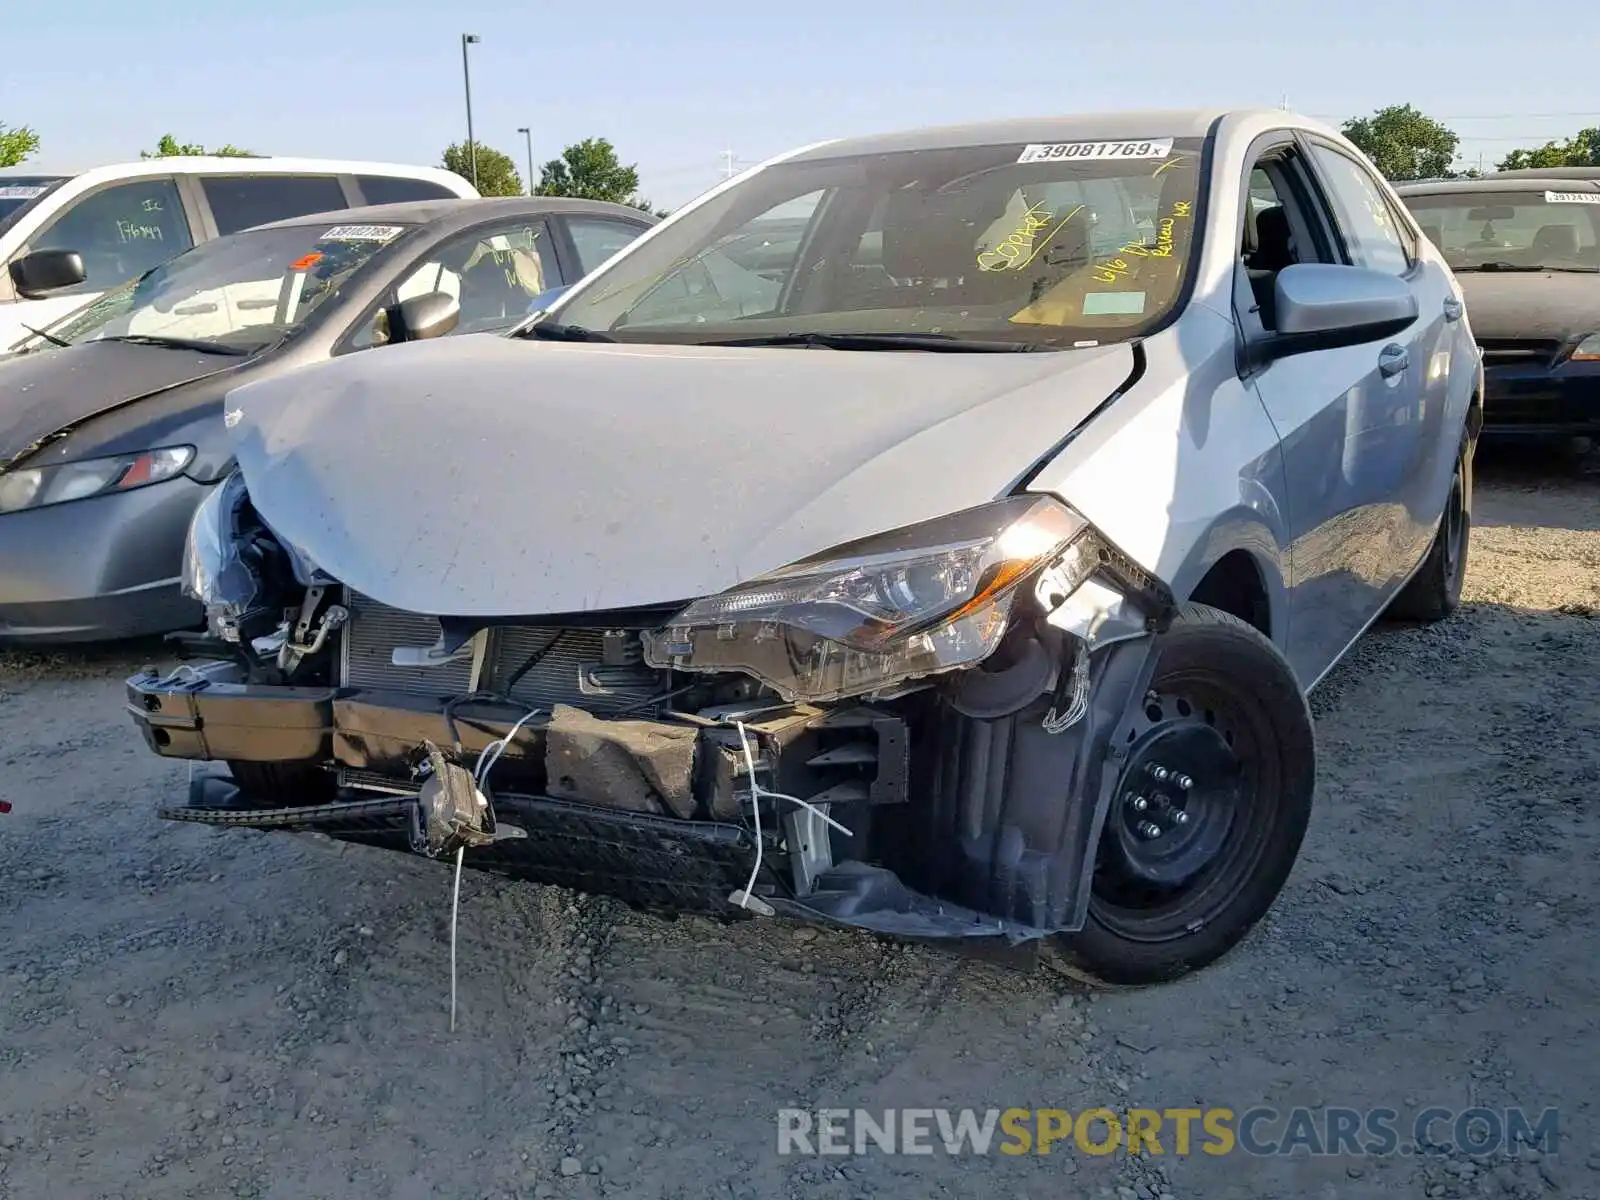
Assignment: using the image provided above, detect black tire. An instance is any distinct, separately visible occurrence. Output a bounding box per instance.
[1388,449,1470,623]
[227,760,334,805]
[1043,603,1315,987]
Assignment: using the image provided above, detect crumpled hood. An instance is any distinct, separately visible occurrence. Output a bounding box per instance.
[1456,270,1600,343]
[0,340,234,471]
[226,334,1135,616]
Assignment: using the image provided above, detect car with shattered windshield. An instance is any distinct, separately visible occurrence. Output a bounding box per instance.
[0,197,653,643]
[130,109,1481,985]
[1395,174,1600,439]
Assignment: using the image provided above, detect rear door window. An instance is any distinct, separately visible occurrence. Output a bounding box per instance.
[565,215,649,274]
[201,175,348,236]
[356,175,458,204]
[23,177,193,295]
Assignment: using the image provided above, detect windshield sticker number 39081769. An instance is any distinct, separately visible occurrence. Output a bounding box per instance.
[1017,139,1174,164]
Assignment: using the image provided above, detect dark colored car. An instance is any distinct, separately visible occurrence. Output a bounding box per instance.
[1397,176,1600,438]
[0,197,654,643]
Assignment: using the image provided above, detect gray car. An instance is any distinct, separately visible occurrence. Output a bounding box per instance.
[0,197,653,643]
[127,109,1480,985]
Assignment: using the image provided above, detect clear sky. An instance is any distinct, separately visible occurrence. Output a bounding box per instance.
[7,0,1595,208]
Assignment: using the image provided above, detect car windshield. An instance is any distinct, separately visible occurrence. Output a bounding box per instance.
[38,220,413,353]
[1401,189,1600,271]
[543,136,1207,348]
[0,176,69,235]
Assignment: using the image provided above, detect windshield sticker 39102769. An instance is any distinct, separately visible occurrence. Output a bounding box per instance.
[1544,191,1600,205]
[1016,139,1174,164]
[319,224,406,242]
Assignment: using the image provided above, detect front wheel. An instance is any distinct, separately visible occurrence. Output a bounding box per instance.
[1044,603,1315,986]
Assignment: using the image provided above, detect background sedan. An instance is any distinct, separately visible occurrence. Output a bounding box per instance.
[0,196,656,643]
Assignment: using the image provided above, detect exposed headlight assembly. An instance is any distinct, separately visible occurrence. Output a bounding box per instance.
[1572,333,1600,362]
[0,446,195,514]
[182,471,261,632]
[643,495,1096,702]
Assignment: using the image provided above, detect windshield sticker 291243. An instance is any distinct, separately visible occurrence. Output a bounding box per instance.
[1016,139,1174,164]
[319,224,406,242]
[1544,191,1600,205]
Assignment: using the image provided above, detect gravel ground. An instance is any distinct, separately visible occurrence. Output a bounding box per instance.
[2,452,1598,1200]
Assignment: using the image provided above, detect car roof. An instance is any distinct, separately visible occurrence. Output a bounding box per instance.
[1395,175,1600,196]
[0,157,473,191]
[780,108,1326,161]
[1488,166,1600,181]
[248,195,657,235]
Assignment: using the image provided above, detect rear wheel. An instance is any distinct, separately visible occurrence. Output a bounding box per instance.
[1389,451,1470,622]
[1044,603,1314,986]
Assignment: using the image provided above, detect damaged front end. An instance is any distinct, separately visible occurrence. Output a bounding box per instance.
[129,480,1175,943]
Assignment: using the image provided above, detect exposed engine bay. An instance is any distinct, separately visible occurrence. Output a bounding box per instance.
[130,473,1179,943]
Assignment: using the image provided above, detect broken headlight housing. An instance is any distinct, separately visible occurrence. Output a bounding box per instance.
[182,471,261,636]
[643,495,1095,702]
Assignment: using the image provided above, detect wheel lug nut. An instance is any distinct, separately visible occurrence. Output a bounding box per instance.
[1128,795,1149,812]
[1147,764,1170,782]
[1173,809,1190,825]
[1173,774,1193,791]
[1137,821,1163,839]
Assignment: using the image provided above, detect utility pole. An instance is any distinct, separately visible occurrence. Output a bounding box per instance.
[461,34,481,190]
[720,149,736,180]
[517,126,535,194]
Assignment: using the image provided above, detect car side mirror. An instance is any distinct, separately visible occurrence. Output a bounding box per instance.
[386,291,460,343]
[1256,263,1419,363]
[9,249,87,298]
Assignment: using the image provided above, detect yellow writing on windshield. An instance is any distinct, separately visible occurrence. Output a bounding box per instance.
[1093,200,1191,281]
[1010,198,1193,326]
[977,204,1085,272]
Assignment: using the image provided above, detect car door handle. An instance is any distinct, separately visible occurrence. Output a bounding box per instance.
[1443,296,1463,322]
[1378,344,1410,378]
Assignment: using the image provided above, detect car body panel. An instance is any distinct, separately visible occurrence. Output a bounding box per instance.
[224,334,1138,616]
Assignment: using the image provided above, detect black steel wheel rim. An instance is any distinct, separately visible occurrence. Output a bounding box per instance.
[1441,467,1466,586]
[1089,671,1275,943]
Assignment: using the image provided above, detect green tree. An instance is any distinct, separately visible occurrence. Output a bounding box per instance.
[1340,104,1460,181]
[141,133,260,158]
[441,140,523,197]
[1,122,41,168]
[535,137,655,211]
[1498,128,1600,171]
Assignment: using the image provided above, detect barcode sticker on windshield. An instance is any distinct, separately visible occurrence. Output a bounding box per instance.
[0,185,48,199]
[1017,139,1174,164]
[1544,191,1600,205]
[319,224,405,241]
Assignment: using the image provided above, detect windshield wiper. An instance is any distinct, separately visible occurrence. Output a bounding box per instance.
[19,323,70,348]
[517,322,616,343]
[99,334,249,356]
[699,331,1056,353]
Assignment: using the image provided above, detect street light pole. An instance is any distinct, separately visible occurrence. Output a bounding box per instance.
[516,126,535,195]
[461,34,481,190]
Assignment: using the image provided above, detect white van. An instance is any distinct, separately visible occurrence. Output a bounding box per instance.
[0,158,479,352]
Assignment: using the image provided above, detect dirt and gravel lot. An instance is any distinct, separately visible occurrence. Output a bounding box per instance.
[3,452,1598,1200]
